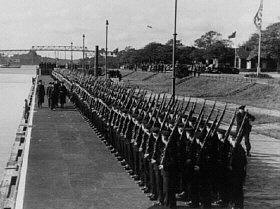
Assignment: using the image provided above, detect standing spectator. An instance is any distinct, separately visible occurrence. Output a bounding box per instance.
[36,80,45,108]
[59,82,67,108]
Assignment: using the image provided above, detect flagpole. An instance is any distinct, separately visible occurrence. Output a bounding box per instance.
[257,28,262,76]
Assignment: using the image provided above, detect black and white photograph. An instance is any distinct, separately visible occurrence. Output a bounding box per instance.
[0,0,279,209]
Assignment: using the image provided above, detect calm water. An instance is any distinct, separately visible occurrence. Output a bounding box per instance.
[0,66,35,181]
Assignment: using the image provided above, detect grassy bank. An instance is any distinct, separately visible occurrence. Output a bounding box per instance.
[120,69,280,111]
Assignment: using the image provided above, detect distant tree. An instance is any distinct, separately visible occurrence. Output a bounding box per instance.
[165,39,184,47]
[193,31,233,64]
[177,46,195,64]
[190,48,205,62]
[194,31,222,49]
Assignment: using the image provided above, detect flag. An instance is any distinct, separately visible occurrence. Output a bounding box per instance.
[254,0,263,30]
[228,31,236,39]
[106,20,109,25]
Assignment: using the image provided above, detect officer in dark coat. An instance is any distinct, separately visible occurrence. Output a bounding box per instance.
[59,82,67,108]
[236,105,255,156]
[53,80,60,108]
[46,82,53,108]
[37,80,45,108]
[47,82,56,110]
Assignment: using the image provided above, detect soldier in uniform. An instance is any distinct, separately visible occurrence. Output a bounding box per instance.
[161,123,179,209]
[151,129,166,205]
[145,126,160,200]
[228,136,247,209]
[46,82,53,108]
[176,124,196,203]
[236,105,255,156]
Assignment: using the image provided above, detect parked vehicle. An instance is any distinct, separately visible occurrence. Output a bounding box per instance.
[206,65,239,74]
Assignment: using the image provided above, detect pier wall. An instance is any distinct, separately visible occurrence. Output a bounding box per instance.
[0,76,37,209]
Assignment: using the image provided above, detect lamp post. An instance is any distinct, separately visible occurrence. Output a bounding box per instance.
[105,20,109,79]
[82,34,85,71]
[172,0,178,98]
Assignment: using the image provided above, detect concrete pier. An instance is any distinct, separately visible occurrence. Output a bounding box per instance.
[22,76,152,209]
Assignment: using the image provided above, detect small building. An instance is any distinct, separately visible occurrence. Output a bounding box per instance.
[246,51,277,71]
[235,48,249,69]
[235,48,278,71]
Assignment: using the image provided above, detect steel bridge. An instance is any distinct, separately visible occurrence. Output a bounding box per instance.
[0,45,94,53]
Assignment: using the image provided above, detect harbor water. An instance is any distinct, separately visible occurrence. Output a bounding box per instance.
[0,66,35,181]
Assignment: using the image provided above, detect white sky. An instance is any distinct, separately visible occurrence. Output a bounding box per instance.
[0,0,279,53]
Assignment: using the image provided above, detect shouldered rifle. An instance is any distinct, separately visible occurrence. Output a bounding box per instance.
[194,100,206,128]
[155,94,166,119]
[133,91,147,114]
[200,112,220,148]
[170,101,181,121]
[160,115,182,166]
[145,94,158,120]
[124,88,136,109]
[163,94,174,110]
[212,103,228,136]
[181,97,192,115]
[203,101,217,129]
[193,113,220,169]
[179,97,186,113]
[148,93,161,124]
[223,109,237,141]
[143,92,154,112]
[179,100,197,141]
[194,113,204,134]
[226,110,248,170]
[191,99,198,114]
[235,110,248,145]
[160,101,173,131]
[123,88,134,107]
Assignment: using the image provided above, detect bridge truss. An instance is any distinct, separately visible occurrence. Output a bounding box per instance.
[0,45,95,57]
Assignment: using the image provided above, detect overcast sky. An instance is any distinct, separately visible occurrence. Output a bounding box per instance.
[0,0,279,53]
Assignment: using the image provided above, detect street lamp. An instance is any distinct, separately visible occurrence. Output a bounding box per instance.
[172,0,178,98]
[105,20,109,79]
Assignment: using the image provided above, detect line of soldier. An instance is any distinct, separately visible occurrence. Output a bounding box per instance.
[53,69,248,209]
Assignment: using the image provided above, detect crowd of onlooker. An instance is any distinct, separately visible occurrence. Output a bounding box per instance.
[120,62,172,72]
[36,79,68,110]
[120,62,207,75]
[139,62,172,72]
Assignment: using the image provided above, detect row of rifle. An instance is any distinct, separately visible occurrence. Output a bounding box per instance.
[53,68,248,209]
